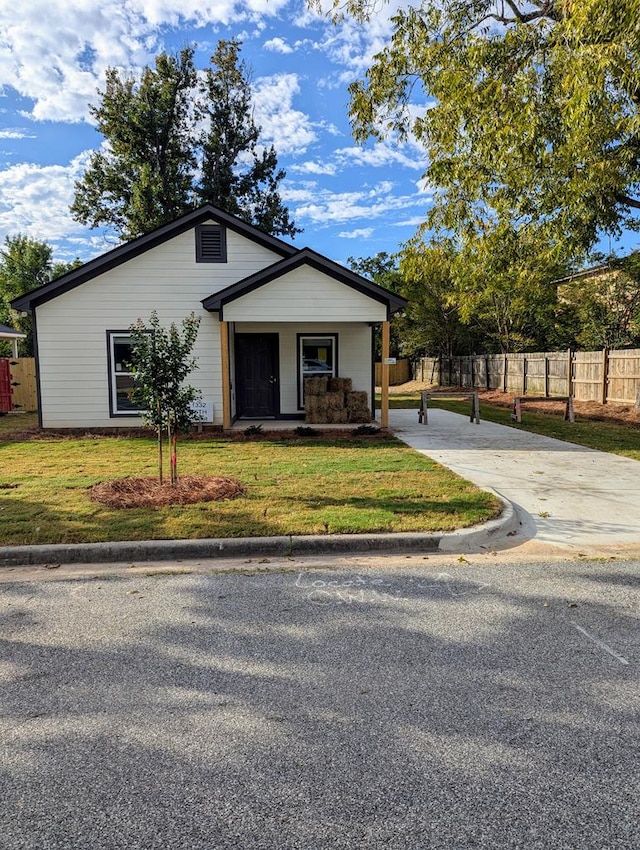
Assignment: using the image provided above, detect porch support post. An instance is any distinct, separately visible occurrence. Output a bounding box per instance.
[380,320,390,428]
[220,320,232,430]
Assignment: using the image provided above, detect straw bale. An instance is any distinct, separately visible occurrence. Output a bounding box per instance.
[329,377,352,394]
[346,391,371,423]
[326,408,348,424]
[325,391,346,411]
[346,391,368,409]
[304,376,328,396]
[305,394,328,423]
[348,409,371,424]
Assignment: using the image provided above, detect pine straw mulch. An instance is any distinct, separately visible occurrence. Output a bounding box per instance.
[90,475,245,509]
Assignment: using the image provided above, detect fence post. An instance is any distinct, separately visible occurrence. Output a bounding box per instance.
[523,356,527,395]
[544,355,549,397]
[503,353,508,392]
[567,348,573,398]
[601,348,609,405]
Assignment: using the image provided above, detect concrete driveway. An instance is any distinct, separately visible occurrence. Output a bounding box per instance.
[390,408,640,555]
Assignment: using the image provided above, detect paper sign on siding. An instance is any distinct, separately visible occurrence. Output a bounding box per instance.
[190,399,214,422]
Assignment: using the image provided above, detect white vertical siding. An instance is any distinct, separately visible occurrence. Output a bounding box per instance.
[36,225,284,428]
[233,322,373,415]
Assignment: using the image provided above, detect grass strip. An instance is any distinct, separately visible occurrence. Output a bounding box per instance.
[0,427,499,546]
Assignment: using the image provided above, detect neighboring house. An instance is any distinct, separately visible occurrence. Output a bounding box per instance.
[11,204,406,430]
[0,323,26,358]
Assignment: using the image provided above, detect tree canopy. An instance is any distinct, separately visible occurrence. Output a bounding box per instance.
[72,41,299,241]
[0,235,80,355]
[331,0,640,259]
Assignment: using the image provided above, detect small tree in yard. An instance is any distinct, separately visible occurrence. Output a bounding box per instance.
[128,311,202,485]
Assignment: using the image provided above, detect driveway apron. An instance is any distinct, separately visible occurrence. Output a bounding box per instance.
[389,407,640,552]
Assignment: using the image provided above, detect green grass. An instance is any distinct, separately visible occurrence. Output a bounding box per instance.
[0,425,499,546]
[0,412,38,435]
[381,393,640,461]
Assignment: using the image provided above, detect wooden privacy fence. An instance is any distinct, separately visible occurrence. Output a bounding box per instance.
[414,349,640,405]
[375,358,411,386]
[2,358,37,411]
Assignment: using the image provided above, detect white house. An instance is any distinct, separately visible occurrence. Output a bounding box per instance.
[12,205,406,430]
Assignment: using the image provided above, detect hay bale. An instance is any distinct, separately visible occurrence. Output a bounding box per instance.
[305,394,328,423]
[326,408,348,424]
[329,377,352,394]
[346,391,371,424]
[325,391,346,411]
[304,376,328,396]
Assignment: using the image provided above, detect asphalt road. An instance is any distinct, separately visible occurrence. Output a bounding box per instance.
[1,554,639,849]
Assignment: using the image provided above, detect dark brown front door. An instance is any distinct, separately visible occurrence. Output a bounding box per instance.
[235,334,280,418]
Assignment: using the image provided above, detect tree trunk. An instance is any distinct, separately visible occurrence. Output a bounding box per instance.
[171,433,178,485]
[157,400,164,484]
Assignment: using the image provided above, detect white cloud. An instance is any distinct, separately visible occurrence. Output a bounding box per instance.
[0,152,104,258]
[252,73,317,154]
[263,37,294,54]
[292,180,430,226]
[0,0,291,123]
[338,227,374,239]
[290,160,337,175]
[335,142,424,171]
[0,129,36,140]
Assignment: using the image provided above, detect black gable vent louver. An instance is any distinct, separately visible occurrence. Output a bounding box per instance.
[196,225,227,263]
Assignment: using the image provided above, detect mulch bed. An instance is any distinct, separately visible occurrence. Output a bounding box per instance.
[90,475,245,509]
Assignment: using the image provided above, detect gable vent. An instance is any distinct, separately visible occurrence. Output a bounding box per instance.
[196,225,227,263]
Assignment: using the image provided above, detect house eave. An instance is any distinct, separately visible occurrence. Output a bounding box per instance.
[10,204,297,313]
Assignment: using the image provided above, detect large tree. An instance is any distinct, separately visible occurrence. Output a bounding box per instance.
[326,0,640,259]
[71,49,197,241]
[0,235,80,355]
[72,42,298,241]
[197,40,299,237]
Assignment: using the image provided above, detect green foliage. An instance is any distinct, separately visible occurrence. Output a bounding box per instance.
[0,235,80,355]
[198,40,300,238]
[128,311,202,484]
[322,0,640,351]
[398,241,473,357]
[348,252,406,356]
[72,41,298,241]
[71,49,197,240]
[343,0,640,257]
[562,255,640,349]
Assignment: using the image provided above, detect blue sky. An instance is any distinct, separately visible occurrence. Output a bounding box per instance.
[0,0,636,272]
[0,0,432,268]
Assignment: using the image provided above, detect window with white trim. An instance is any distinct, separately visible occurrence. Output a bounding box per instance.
[298,334,337,408]
[107,332,142,416]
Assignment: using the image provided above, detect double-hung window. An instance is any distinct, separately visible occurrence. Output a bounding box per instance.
[107,332,142,416]
[298,334,337,408]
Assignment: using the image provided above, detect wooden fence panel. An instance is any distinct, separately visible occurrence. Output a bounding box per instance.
[414,348,640,403]
[607,349,640,403]
[375,358,411,386]
[572,350,604,401]
[8,358,37,411]
[547,352,570,397]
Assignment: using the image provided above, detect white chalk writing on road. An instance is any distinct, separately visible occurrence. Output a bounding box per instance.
[294,572,490,605]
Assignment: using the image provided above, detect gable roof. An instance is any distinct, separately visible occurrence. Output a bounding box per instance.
[10,204,297,313]
[201,247,407,320]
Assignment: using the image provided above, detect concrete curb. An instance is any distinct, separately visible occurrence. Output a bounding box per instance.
[0,491,518,568]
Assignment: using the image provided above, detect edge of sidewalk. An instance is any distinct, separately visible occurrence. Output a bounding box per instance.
[0,490,519,568]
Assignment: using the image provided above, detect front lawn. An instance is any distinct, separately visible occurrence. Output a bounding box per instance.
[0,426,500,546]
